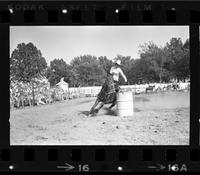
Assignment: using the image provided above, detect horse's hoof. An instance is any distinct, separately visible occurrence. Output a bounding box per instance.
[105,107,111,110]
[94,109,99,113]
[88,113,96,117]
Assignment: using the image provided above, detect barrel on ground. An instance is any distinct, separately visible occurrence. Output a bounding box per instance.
[117,91,134,117]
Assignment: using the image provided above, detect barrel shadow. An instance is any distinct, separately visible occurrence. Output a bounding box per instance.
[134,107,141,112]
[134,96,150,102]
[104,108,117,116]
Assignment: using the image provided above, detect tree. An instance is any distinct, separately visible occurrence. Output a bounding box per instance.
[179,39,190,80]
[138,42,168,82]
[98,56,112,74]
[10,42,47,105]
[136,38,189,83]
[70,55,104,86]
[165,37,189,81]
[47,59,71,87]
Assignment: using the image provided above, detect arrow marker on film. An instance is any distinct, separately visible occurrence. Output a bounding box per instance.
[147,164,166,171]
[57,163,75,171]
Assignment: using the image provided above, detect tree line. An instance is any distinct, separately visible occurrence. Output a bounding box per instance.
[10,37,190,90]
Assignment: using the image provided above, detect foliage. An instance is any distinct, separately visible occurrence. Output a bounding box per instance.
[10,42,47,104]
[10,42,47,82]
[11,37,190,89]
[70,55,105,86]
[47,59,71,87]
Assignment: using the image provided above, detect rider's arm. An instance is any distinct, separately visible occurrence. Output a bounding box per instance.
[119,68,127,82]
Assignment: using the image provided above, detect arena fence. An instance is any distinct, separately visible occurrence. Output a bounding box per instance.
[10,82,190,109]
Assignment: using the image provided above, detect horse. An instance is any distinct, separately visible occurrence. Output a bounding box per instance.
[145,85,155,93]
[172,83,179,90]
[88,74,117,116]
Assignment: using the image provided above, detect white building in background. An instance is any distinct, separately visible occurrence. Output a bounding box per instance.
[56,77,69,92]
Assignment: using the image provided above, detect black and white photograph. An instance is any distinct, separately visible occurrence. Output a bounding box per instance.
[10,26,190,145]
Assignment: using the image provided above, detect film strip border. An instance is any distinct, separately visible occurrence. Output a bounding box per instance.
[0,1,199,24]
[0,0,200,172]
[0,147,200,172]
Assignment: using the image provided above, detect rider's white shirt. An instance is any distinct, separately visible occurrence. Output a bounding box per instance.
[110,67,123,82]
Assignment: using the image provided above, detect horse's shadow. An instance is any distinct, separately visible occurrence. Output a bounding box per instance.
[79,111,90,116]
[79,108,117,117]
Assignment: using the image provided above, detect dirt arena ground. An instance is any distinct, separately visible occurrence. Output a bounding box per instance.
[10,91,190,145]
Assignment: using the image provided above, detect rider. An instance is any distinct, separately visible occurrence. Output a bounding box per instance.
[88,59,128,115]
[110,59,127,92]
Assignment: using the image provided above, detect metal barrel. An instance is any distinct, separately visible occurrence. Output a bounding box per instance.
[117,91,134,117]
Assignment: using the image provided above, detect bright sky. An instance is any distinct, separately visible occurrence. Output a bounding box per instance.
[10,26,189,65]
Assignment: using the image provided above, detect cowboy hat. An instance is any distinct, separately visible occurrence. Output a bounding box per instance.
[112,59,121,65]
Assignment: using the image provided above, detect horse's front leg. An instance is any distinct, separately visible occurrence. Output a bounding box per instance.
[95,102,104,113]
[89,99,99,115]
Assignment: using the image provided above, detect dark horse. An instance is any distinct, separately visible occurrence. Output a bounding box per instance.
[145,85,155,93]
[88,74,118,116]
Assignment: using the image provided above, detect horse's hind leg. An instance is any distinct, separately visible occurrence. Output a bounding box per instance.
[108,95,117,109]
[109,100,117,109]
